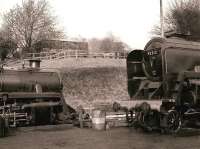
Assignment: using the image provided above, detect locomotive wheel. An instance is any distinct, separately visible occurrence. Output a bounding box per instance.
[138,111,145,124]
[126,110,135,126]
[134,103,153,131]
[31,107,55,125]
[165,110,181,133]
[132,110,149,131]
[133,111,145,130]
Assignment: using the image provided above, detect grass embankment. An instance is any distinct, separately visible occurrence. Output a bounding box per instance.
[61,66,129,109]
[41,58,126,68]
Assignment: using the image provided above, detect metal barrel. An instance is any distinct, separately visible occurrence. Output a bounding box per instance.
[92,109,106,130]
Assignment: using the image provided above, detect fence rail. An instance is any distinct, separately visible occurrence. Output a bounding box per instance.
[25,50,127,60]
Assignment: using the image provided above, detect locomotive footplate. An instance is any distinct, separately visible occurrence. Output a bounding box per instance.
[0,92,62,100]
[183,109,200,120]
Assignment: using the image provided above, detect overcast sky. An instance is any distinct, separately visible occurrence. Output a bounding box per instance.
[0,0,172,49]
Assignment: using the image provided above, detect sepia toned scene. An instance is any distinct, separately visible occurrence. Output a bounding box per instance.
[1,0,200,149]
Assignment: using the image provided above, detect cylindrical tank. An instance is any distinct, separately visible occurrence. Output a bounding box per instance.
[0,69,62,92]
[92,109,106,130]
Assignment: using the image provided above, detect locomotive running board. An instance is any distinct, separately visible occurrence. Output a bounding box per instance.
[184,111,200,120]
[0,92,62,99]
[117,100,162,111]
[22,101,61,108]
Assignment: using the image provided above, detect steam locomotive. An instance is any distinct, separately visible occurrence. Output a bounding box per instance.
[127,37,200,133]
[0,59,64,127]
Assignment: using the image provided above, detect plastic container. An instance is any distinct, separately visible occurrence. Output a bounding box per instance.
[92,109,106,130]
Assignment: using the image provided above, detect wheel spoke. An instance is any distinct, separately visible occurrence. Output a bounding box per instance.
[167,110,181,133]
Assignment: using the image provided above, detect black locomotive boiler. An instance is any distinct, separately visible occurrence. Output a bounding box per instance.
[0,59,64,127]
[127,37,200,133]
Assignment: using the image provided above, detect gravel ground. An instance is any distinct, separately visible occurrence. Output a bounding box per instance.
[1,125,200,149]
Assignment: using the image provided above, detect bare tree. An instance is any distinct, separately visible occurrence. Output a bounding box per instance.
[100,37,125,53]
[88,38,101,53]
[0,31,17,61]
[88,33,125,53]
[1,0,64,55]
[152,0,200,38]
[100,37,114,53]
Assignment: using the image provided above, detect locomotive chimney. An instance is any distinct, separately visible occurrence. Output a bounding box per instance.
[28,59,41,69]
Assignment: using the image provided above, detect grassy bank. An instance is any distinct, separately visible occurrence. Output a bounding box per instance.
[41,58,126,69]
[61,67,129,109]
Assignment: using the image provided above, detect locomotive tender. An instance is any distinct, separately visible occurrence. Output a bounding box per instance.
[127,37,200,133]
[0,59,64,127]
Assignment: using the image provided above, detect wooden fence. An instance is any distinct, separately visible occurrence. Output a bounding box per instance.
[25,50,127,60]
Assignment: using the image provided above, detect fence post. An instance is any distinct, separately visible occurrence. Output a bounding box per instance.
[64,51,67,58]
[76,50,78,59]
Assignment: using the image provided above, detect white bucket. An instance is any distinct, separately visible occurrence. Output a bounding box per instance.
[92,110,106,130]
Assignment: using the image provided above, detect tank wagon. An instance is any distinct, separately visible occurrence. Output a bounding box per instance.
[127,37,200,133]
[0,59,64,127]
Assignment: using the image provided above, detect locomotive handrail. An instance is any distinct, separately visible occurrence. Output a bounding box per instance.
[128,77,147,80]
[127,61,142,64]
